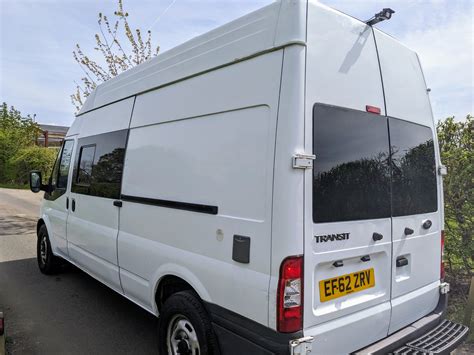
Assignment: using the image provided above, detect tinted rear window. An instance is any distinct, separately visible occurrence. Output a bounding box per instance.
[389,118,437,216]
[313,104,391,223]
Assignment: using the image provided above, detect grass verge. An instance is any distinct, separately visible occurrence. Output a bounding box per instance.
[0,183,29,190]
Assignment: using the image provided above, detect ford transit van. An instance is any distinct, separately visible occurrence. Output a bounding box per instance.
[29,1,469,353]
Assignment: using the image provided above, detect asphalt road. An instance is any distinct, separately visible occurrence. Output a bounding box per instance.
[0,188,158,354]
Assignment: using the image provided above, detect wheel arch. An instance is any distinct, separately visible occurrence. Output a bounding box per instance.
[36,215,60,253]
[36,218,46,235]
[151,264,212,315]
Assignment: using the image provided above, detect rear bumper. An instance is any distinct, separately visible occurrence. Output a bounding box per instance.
[207,289,469,355]
[207,303,300,355]
[354,292,469,355]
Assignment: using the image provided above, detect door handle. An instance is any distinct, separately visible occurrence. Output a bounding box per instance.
[66,197,69,210]
[422,219,432,229]
[404,227,414,235]
[71,199,76,212]
[113,200,123,208]
[372,232,383,241]
[396,257,409,267]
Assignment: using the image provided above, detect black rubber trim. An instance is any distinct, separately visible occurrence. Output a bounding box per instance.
[121,194,218,215]
[353,292,449,354]
[206,302,301,355]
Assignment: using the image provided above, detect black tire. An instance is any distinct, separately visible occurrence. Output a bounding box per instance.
[158,290,220,355]
[37,224,61,275]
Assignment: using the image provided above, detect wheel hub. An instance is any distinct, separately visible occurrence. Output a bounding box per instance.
[167,314,200,355]
[177,339,191,354]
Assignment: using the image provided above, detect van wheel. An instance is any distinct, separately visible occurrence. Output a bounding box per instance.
[158,291,219,355]
[37,225,61,274]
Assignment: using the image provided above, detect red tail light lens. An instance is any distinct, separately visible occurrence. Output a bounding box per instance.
[441,230,445,280]
[0,314,4,336]
[277,256,303,333]
[366,105,381,114]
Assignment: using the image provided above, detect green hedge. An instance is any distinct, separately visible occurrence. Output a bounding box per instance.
[6,146,58,185]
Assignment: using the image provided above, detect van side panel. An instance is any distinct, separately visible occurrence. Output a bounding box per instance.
[118,51,283,325]
[75,98,134,137]
[268,44,306,330]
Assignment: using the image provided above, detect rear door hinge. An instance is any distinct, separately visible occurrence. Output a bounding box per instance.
[290,336,314,355]
[292,153,316,169]
[438,164,447,176]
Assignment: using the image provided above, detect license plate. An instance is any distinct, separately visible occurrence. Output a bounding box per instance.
[319,268,375,302]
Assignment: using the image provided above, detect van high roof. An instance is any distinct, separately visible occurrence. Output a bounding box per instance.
[78,1,405,116]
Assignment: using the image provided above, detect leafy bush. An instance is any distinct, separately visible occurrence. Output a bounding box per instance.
[437,115,473,277]
[0,102,41,182]
[6,146,58,185]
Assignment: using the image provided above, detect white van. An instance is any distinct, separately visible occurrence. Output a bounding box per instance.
[29,1,469,354]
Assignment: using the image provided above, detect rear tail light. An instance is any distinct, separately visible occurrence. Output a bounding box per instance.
[440,230,445,280]
[277,256,303,333]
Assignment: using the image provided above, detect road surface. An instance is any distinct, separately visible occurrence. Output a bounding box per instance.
[0,188,158,354]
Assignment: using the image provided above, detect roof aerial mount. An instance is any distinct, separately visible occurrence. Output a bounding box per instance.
[365,8,395,26]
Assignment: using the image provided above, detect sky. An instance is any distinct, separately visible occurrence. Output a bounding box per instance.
[0,0,472,127]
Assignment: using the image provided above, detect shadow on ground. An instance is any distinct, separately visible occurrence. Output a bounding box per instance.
[0,258,158,354]
[0,215,37,236]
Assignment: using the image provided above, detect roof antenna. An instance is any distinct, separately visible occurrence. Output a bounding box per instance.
[365,8,395,26]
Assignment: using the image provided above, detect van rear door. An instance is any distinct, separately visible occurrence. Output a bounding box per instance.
[303,3,391,352]
[374,29,442,334]
[305,104,393,346]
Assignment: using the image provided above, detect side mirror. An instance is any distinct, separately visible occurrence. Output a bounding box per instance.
[30,170,43,193]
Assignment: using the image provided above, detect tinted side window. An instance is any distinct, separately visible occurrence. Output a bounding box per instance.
[76,145,96,186]
[57,140,74,189]
[50,146,62,187]
[72,130,128,199]
[389,118,437,216]
[45,140,75,201]
[313,104,391,223]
